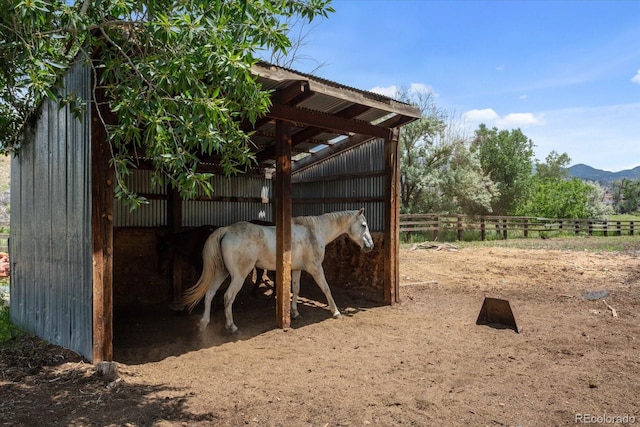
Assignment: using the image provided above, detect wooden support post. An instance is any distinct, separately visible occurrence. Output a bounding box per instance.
[384,129,401,304]
[167,186,183,304]
[91,101,114,364]
[275,120,292,329]
[480,217,486,241]
[523,218,529,238]
[457,216,463,241]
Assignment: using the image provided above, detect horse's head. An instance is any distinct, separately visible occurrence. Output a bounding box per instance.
[347,208,374,253]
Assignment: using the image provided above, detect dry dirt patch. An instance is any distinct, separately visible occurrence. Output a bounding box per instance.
[2,245,639,426]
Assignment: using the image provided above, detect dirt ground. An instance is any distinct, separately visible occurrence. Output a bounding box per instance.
[2,242,640,426]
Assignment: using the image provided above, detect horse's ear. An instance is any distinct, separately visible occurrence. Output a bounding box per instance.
[358,207,365,216]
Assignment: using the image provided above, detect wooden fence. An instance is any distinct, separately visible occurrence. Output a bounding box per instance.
[399,214,637,242]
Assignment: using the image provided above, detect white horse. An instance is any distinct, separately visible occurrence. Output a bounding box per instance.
[183,209,374,333]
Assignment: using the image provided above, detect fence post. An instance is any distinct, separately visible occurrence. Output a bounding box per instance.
[457,216,463,241]
[588,221,593,236]
[480,217,486,241]
[574,220,580,235]
[502,219,507,239]
[603,220,608,237]
[631,221,635,236]
[433,216,439,241]
[558,220,563,231]
[523,218,529,238]
[616,221,621,236]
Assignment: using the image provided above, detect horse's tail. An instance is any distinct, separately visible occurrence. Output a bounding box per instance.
[182,226,228,312]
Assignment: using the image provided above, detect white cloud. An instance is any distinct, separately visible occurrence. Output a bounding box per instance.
[462,109,544,129]
[497,112,545,127]
[632,69,640,84]
[519,94,528,100]
[369,85,399,98]
[462,108,500,123]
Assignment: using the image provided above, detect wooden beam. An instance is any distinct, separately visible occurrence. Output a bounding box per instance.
[267,103,392,140]
[383,128,401,304]
[255,104,373,164]
[91,94,114,363]
[270,81,312,105]
[167,186,183,305]
[275,120,292,329]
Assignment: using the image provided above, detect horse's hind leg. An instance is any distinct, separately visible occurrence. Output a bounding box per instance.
[222,274,247,333]
[307,266,341,318]
[200,270,229,331]
[291,270,302,319]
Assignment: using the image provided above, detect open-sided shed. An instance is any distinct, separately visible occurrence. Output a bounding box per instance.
[10,59,420,363]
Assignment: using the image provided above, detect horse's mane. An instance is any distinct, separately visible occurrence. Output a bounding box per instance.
[292,210,358,229]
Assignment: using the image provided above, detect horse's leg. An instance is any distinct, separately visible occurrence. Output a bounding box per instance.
[222,258,256,333]
[222,273,249,333]
[199,269,229,331]
[291,270,302,319]
[307,266,341,318]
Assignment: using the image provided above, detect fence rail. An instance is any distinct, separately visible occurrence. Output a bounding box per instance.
[400,214,637,242]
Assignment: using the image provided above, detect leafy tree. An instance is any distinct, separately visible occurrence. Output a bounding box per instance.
[611,178,640,214]
[398,90,448,213]
[523,151,614,219]
[397,88,498,214]
[535,150,570,181]
[0,0,333,207]
[471,124,535,215]
[439,138,499,215]
[520,178,591,218]
[584,181,614,218]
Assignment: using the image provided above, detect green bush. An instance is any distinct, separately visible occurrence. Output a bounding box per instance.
[0,299,21,343]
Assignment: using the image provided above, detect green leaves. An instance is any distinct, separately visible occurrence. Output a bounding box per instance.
[471,125,535,215]
[1,0,333,209]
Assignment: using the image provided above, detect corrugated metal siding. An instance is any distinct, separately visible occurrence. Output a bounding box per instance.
[114,171,273,226]
[293,138,386,231]
[10,59,93,360]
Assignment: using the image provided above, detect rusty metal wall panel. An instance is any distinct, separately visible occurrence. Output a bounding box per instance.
[114,171,273,227]
[292,138,386,231]
[113,169,166,227]
[183,200,273,226]
[186,174,273,225]
[10,59,93,361]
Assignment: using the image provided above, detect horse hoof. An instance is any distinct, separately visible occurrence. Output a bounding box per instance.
[198,320,209,331]
[332,311,342,319]
[227,324,239,334]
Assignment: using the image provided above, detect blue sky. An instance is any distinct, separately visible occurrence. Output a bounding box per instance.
[287,0,640,172]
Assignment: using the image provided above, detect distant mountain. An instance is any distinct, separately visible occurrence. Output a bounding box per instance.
[568,164,640,185]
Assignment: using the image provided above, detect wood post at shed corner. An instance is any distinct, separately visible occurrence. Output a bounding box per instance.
[384,128,401,304]
[275,120,292,329]
[91,97,115,363]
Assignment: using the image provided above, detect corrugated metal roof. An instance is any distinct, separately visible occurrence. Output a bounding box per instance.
[232,62,421,172]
